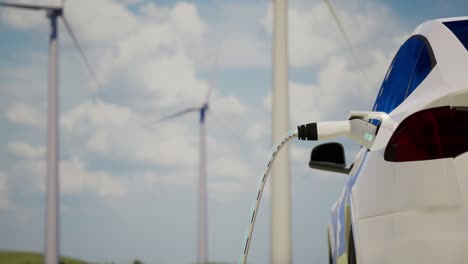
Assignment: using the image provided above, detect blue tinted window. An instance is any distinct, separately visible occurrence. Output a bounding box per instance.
[444,20,468,50]
[406,45,432,97]
[373,37,425,113]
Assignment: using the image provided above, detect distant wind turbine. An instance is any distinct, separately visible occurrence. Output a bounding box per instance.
[159,101,209,264]
[156,52,219,264]
[0,1,104,263]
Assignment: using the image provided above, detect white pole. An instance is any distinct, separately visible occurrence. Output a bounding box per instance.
[198,106,208,264]
[45,9,60,264]
[271,0,291,263]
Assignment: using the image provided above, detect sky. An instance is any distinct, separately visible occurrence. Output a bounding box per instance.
[0,0,467,263]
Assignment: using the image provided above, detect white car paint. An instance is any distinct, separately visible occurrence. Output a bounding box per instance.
[348,17,468,264]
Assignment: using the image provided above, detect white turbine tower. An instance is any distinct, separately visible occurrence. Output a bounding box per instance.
[269,1,361,263]
[271,0,291,263]
[0,3,63,263]
[1,2,103,263]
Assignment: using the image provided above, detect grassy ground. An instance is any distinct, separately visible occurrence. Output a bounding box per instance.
[0,250,87,264]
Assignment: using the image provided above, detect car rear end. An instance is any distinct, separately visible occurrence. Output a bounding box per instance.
[351,18,468,264]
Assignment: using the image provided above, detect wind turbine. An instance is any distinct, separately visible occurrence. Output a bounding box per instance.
[1,2,102,263]
[154,42,220,263]
[159,101,210,264]
[157,72,218,264]
[159,102,209,264]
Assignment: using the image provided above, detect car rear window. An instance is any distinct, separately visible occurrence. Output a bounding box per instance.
[372,36,435,114]
[444,20,468,51]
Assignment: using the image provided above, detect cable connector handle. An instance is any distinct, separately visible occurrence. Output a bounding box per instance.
[297,123,318,141]
[297,121,351,141]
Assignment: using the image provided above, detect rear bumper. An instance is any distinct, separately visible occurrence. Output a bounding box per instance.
[354,211,468,264]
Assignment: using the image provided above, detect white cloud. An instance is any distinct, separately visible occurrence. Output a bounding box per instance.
[60,157,126,197]
[0,7,45,30]
[64,0,140,44]
[262,81,324,125]
[261,1,402,67]
[0,0,62,30]
[208,181,244,202]
[262,47,396,126]
[61,99,132,132]
[210,157,250,180]
[170,2,205,36]
[59,0,215,112]
[107,23,175,68]
[137,53,207,107]
[216,31,270,68]
[139,2,171,20]
[288,81,324,124]
[246,123,265,141]
[6,103,45,128]
[116,0,142,5]
[291,144,310,163]
[61,100,199,167]
[12,156,127,197]
[0,1,72,30]
[210,95,247,115]
[8,141,45,160]
[204,2,270,68]
[19,159,46,192]
[141,170,194,189]
[262,3,340,66]
[392,33,411,47]
[0,172,9,209]
[1,0,405,204]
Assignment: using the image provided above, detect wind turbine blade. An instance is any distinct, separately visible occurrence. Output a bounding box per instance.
[0,2,41,9]
[156,107,199,123]
[61,15,103,91]
[0,2,61,10]
[323,0,371,85]
[323,0,354,53]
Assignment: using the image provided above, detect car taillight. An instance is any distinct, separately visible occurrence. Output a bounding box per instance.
[384,106,468,162]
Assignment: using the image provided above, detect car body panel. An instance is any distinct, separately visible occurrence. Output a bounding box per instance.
[328,17,468,264]
[329,149,368,263]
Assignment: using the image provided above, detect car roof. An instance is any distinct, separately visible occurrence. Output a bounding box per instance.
[436,16,468,23]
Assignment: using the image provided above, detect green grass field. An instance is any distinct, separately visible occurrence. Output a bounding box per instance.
[0,250,87,264]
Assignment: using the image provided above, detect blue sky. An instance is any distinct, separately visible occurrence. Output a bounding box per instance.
[0,0,466,263]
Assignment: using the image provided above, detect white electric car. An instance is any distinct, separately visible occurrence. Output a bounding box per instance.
[310,17,468,264]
